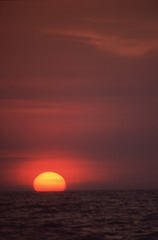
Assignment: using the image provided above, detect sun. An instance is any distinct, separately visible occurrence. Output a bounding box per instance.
[33,172,66,192]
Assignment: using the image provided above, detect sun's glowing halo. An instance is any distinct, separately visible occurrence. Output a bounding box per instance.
[33,172,66,192]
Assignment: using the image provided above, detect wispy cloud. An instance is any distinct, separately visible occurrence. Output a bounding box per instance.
[44,28,158,57]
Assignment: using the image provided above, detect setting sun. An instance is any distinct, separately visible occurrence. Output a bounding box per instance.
[33,172,66,192]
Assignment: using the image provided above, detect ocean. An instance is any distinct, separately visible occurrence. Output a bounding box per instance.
[0,190,158,240]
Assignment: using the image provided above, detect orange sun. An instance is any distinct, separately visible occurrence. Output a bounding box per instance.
[33,172,66,192]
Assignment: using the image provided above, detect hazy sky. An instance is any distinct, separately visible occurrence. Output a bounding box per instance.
[0,0,158,190]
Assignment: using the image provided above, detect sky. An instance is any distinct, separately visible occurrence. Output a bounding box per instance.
[0,0,158,191]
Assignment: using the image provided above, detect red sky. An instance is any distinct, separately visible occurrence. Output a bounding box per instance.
[0,0,158,190]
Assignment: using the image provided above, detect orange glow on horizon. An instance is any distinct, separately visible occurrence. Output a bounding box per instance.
[33,172,66,192]
[4,155,110,190]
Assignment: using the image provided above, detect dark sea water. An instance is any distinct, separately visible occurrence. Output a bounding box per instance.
[0,190,158,240]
